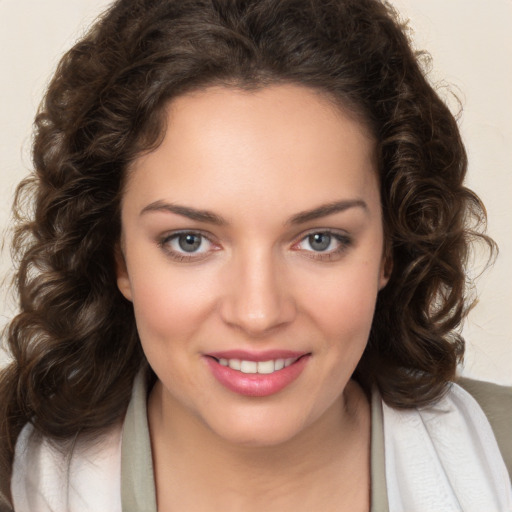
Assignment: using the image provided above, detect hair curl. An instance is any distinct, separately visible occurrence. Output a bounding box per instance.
[0,0,494,503]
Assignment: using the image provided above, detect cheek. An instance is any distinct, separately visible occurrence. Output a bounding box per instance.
[127,260,218,346]
[299,263,380,346]
[128,266,219,402]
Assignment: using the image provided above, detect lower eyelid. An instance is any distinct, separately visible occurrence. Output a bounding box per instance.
[303,245,351,262]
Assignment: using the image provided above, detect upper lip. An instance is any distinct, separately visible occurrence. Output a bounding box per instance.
[205,350,309,362]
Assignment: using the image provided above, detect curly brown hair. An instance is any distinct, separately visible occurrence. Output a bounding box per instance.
[0,0,494,503]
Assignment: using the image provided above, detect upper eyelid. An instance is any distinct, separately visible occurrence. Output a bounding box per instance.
[292,227,351,242]
[160,229,216,242]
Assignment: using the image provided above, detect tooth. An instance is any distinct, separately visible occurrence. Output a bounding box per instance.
[284,358,295,367]
[219,358,228,366]
[274,359,285,371]
[240,360,257,373]
[228,359,241,370]
[257,360,275,374]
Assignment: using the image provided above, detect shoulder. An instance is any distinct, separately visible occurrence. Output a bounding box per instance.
[12,422,123,512]
[456,377,512,480]
[381,381,512,510]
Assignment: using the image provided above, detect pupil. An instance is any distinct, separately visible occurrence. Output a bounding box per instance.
[309,233,331,251]
[179,234,201,252]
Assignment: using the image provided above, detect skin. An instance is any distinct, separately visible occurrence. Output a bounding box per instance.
[117,84,390,511]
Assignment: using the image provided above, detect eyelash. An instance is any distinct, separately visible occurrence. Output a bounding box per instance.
[158,230,219,262]
[291,229,353,261]
[158,229,352,262]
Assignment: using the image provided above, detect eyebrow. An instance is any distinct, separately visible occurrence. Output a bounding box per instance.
[140,200,228,225]
[140,199,368,226]
[287,199,368,225]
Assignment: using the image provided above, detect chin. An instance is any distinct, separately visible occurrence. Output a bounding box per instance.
[201,403,314,448]
[214,423,303,448]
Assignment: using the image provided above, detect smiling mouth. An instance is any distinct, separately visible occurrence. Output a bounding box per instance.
[205,353,311,396]
[213,357,302,375]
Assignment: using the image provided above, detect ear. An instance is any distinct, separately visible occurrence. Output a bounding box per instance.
[378,245,393,290]
[115,243,133,301]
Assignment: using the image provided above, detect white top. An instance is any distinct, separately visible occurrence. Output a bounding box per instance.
[12,422,123,511]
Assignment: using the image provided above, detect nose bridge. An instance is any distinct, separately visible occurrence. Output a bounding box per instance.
[221,243,295,335]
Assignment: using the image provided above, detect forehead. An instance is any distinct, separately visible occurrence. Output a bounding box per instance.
[124,84,379,220]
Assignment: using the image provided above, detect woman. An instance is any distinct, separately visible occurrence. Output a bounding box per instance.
[1,0,510,510]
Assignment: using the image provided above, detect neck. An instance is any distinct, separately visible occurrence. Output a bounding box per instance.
[148,380,370,511]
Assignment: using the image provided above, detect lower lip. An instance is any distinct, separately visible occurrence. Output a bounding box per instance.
[205,356,310,397]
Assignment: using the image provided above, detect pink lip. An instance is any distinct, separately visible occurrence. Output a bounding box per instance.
[204,352,310,397]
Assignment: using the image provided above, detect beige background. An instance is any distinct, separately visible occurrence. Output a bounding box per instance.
[1,0,511,384]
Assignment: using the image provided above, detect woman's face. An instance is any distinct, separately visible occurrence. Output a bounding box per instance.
[117,84,389,446]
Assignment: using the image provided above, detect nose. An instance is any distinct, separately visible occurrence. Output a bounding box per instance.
[219,248,296,336]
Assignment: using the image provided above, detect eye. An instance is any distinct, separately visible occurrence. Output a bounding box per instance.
[159,231,217,261]
[292,230,352,260]
[305,232,335,252]
[175,233,205,253]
